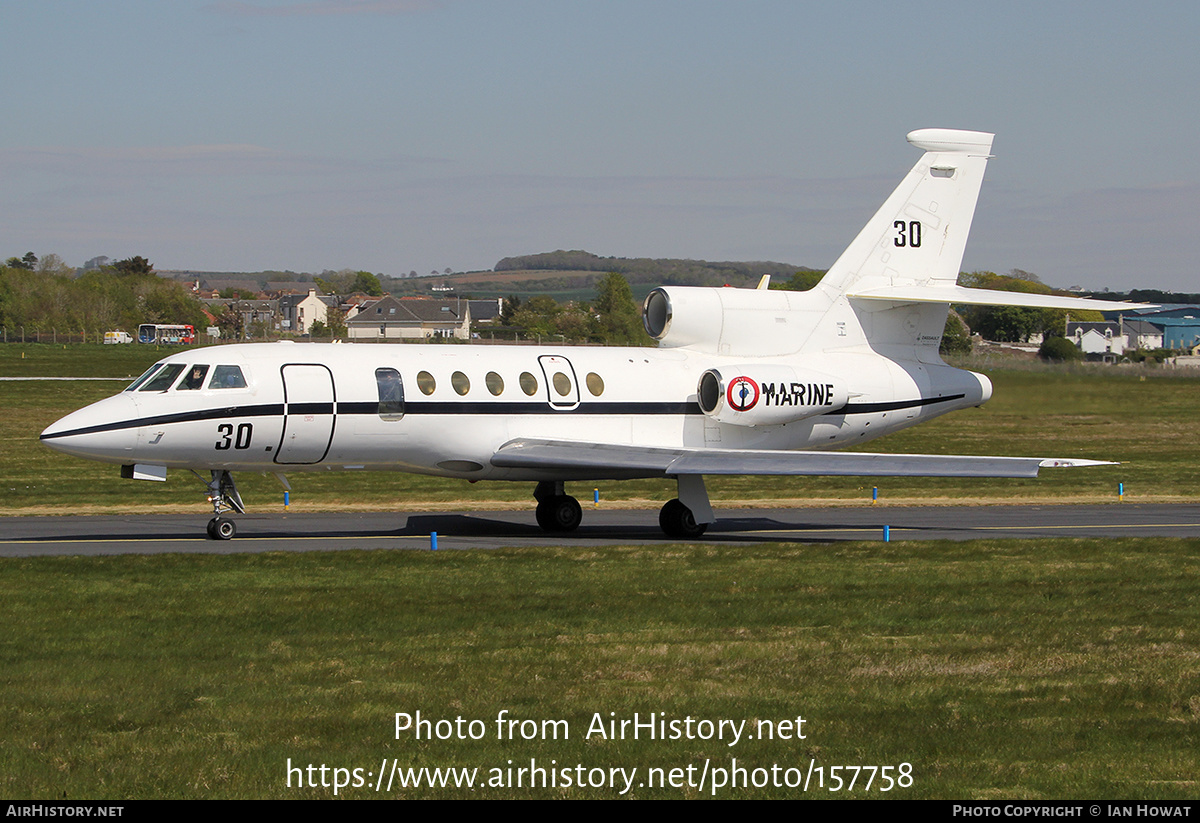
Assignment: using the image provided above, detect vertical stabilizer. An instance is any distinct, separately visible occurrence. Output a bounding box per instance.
[642,130,997,359]
[817,129,994,301]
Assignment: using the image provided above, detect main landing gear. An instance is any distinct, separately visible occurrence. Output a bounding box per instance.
[532,476,716,538]
[659,498,707,539]
[534,481,583,532]
[194,469,245,540]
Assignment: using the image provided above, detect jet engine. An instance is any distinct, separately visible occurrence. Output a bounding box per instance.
[697,366,848,426]
[642,286,824,356]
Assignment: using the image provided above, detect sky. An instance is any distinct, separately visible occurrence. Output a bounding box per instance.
[2,0,1198,291]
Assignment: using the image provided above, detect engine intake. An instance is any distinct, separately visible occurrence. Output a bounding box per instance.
[697,366,847,426]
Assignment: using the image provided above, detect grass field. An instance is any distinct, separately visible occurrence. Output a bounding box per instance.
[1,345,1197,799]
[2,540,1197,799]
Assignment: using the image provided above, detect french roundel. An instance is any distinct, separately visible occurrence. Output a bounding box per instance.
[726,376,759,412]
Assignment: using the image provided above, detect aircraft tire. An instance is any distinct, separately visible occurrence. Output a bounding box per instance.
[659,498,707,539]
[209,517,237,541]
[536,495,582,533]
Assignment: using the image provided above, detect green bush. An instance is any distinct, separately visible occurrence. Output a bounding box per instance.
[1039,335,1082,362]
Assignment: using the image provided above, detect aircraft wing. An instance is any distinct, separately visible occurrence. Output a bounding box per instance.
[491,438,1112,479]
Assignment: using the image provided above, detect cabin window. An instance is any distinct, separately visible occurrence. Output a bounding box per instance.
[485,371,504,396]
[210,365,247,389]
[452,371,470,395]
[176,364,210,391]
[375,368,404,421]
[519,372,538,396]
[417,371,436,395]
[140,363,185,392]
[585,372,604,396]
[552,372,572,397]
[125,364,163,391]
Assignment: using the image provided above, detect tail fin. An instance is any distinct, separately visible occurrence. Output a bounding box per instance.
[642,129,1144,359]
[816,128,994,302]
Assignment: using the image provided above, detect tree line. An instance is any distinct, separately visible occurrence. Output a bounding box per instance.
[2,247,1171,355]
[494,272,654,345]
[0,255,209,337]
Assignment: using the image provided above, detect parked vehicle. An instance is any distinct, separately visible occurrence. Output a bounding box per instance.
[137,324,196,345]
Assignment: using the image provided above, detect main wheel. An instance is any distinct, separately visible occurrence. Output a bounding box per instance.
[208,517,237,540]
[659,498,707,539]
[535,495,582,533]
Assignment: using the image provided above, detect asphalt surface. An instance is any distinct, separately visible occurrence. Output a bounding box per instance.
[1,503,1198,556]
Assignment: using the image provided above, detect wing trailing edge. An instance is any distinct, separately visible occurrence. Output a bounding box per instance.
[491,438,1114,480]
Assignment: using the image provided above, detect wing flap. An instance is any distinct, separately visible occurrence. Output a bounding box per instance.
[491,438,1113,479]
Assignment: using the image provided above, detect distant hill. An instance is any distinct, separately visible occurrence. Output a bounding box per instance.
[398,251,815,301]
[1087,289,1200,305]
[162,253,818,302]
[494,250,810,285]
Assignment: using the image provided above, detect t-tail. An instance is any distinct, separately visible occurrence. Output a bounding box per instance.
[820,128,995,301]
[643,129,1142,360]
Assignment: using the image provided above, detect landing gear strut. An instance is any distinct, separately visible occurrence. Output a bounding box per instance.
[195,469,245,540]
[534,481,582,533]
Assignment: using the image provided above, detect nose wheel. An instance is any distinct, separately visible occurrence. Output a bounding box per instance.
[207,517,237,540]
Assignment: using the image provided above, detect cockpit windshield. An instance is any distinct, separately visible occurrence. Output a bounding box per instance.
[139,363,186,392]
[125,364,163,391]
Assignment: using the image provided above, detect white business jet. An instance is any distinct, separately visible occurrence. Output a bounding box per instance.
[41,129,1138,540]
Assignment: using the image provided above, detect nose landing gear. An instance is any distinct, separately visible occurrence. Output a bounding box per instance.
[194,469,245,540]
[206,517,237,540]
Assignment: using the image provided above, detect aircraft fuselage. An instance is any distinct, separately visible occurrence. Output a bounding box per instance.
[41,340,990,482]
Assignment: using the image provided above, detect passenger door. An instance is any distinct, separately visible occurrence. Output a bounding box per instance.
[275,364,336,464]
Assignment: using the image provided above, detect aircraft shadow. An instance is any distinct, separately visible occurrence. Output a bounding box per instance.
[1,512,979,546]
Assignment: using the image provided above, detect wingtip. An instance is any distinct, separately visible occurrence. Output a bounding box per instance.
[1038,458,1119,469]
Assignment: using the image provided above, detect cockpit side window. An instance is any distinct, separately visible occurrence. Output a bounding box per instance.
[140,363,185,392]
[375,368,404,421]
[210,365,247,389]
[125,364,163,391]
[176,364,210,391]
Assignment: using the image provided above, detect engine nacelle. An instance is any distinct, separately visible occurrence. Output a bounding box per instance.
[697,366,848,426]
[643,285,826,356]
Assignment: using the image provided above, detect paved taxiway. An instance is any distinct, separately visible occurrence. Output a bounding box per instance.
[1,504,1198,556]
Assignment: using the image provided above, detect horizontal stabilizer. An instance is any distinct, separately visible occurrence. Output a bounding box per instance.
[492,439,1114,480]
[848,285,1149,312]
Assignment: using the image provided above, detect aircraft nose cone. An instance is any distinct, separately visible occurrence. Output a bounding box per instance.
[40,394,140,464]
